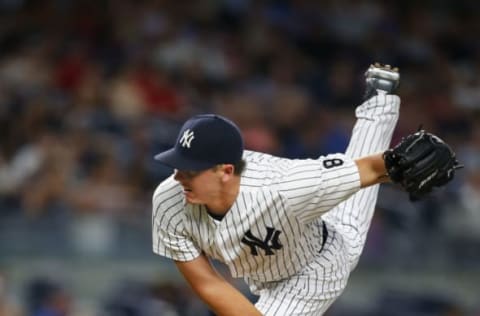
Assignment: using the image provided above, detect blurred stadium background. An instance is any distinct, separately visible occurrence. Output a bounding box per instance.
[0,0,479,315]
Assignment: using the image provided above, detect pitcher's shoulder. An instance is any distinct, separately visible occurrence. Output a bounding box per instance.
[152,175,182,203]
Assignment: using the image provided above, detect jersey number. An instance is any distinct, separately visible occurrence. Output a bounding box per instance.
[323,158,344,169]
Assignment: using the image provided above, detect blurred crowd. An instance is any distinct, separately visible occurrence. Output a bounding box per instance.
[0,0,479,315]
[0,270,210,316]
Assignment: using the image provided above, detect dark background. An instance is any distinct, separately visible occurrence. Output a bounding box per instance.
[0,0,479,315]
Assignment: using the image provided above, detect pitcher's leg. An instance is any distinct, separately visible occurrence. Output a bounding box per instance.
[325,92,400,268]
[255,288,337,316]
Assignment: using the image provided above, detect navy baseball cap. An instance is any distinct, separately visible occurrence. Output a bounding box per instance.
[154,114,244,171]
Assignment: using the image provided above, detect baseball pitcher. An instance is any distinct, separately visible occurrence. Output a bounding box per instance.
[152,64,460,315]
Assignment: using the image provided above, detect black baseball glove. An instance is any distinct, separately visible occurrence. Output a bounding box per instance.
[383,129,462,201]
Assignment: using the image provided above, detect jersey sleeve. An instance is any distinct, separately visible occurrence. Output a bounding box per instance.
[152,193,202,262]
[277,153,361,223]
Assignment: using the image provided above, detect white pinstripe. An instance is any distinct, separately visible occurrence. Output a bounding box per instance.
[152,94,400,315]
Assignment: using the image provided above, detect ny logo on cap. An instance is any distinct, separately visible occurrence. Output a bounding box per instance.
[179,129,195,148]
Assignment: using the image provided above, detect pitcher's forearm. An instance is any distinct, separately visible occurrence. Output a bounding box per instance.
[355,153,390,188]
[193,279,262,316]
[175,256,262,316]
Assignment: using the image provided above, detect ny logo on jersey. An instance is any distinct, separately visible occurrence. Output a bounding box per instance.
[179,129,195,148]
[241,227,283,256]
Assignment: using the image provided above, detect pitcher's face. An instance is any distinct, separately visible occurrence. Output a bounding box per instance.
[174,167,224,205]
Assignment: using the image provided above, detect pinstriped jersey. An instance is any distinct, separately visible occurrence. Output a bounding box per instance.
[152,151,361,284]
